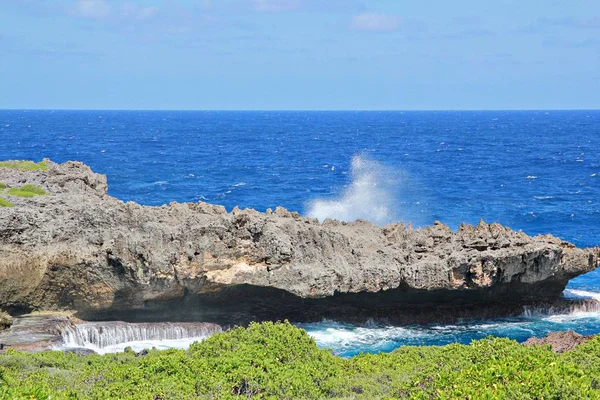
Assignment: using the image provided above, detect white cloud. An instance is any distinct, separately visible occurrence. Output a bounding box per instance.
[70,0,111,20]
[352,12,401,32]
[249,0,363,14]
[251,0,302,13]
[68,1,159,21]
[120,3,159,20]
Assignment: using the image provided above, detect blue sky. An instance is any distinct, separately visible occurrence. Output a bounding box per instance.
[1,0,599,110]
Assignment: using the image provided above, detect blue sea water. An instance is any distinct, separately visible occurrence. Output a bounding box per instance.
[1,109,599,357]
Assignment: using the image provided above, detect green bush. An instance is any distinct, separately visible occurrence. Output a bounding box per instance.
[0,160,49,171]
[0,322,599,399]
[5,185,46,198]
[0,197,13,207]
[0,183,6,191]
[187,321,344,398]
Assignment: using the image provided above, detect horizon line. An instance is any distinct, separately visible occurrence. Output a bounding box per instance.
[1,108,600,112]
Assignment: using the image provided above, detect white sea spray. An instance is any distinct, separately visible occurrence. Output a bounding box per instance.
[306,154,409,225]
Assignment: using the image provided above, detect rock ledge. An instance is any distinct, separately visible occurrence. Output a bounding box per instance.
[0,160,598,324]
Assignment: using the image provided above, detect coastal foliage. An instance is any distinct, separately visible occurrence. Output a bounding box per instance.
[0,160,49,171]
[5,184,46,197]
[1,322,600,399]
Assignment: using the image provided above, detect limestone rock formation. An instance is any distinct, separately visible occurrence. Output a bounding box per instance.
[0,313,72,351]
[0,160,598,324]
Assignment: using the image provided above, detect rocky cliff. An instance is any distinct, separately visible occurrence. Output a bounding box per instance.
[0,160,598,324]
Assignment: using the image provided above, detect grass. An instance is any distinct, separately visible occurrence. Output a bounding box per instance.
[0,197,14,207]
[0,182,5,190]
[0,160,49,171]
[0,322,599,399]
[18,184,46,195]
[5,188,36,197]
[5,184,46,198]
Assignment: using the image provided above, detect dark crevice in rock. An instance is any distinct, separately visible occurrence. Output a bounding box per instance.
[107,254,126,276]
[3,304,33,317]
[78,278,575,326]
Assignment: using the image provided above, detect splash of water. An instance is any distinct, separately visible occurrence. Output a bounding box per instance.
[521,299,600,318]
[306,155,403,225]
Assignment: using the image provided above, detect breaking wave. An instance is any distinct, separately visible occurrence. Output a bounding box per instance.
[299,291,600,357]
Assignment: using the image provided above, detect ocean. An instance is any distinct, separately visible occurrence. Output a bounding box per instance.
[1,109,599,357]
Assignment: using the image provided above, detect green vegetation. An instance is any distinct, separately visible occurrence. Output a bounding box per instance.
[5,188,35,198]
[0,197,13,207]
[1,322,600,399]
[0,160,49,171]
[0,183,6,191]
[17,184,46,195]
[5,184,46,198]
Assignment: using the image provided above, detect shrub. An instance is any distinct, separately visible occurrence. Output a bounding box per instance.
[0,322,599,399]
[0,160,49,171]
[0,183,6,190]
[187,321,345,398]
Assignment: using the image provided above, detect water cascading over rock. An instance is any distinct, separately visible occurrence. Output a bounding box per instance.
[61,322,222,350]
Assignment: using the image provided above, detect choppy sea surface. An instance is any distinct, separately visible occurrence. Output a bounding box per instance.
[1,110,599,357]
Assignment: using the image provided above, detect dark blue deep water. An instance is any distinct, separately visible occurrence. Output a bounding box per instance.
[1,109,599,356]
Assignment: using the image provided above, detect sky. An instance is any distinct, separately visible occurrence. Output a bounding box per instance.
[1,0,599,110]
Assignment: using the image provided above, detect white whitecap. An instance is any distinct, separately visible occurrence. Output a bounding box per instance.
[76,338,206,355]
[564,289,600,301]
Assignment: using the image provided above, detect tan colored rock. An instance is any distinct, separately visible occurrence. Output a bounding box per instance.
[524,330,592,353]
[0,310,12,330]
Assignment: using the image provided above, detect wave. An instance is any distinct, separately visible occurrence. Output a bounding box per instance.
[305,155,409,225]
[300,292,600,356]
[300,319,536,357]
[564,289,600,301]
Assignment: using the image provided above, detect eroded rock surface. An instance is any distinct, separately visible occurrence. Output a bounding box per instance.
[0,160,598,324]
[0,314,72,352]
